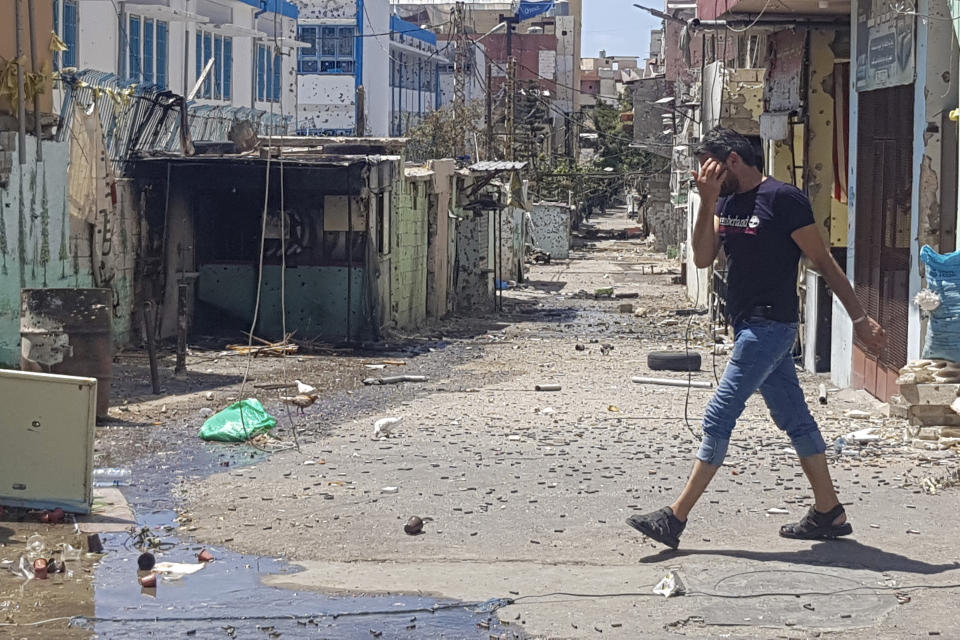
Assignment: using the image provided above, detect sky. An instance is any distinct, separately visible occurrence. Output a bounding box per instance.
[581,0,663,59]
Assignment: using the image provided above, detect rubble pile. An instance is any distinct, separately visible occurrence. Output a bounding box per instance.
[891,360,960,447]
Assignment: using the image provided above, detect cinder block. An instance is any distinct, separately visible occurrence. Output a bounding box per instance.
[899,383,960,406]
[909,404,960,427]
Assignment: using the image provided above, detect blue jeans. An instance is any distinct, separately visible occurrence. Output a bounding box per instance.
[697,319,827,465]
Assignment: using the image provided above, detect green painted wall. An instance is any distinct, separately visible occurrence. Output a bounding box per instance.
[197,264,371,341]
[0,135,137,366]
[392,179,428,330]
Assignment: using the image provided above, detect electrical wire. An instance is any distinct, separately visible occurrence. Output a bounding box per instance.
[723,0,776,33]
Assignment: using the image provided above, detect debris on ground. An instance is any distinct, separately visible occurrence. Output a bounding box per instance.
[404,516,424,535]
[199,399,277,442]
[362,375,429,385]
[653,571,686,598]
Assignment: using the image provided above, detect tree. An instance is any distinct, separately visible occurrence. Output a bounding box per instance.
[406,101,486,163]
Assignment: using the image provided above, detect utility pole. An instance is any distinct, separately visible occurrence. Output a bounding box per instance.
[485,60,493,159]
[506,57,516,161]
[452,2,469,158]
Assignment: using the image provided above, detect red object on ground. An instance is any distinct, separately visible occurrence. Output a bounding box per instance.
[33,558,48,579]
[197,548,214,563]
[139,573,157,588]
[40,508,65,524]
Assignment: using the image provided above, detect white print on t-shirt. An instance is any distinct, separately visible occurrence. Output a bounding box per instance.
[718,214,761,236]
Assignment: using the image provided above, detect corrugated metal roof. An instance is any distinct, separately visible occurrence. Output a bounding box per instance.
[468,160,528,172]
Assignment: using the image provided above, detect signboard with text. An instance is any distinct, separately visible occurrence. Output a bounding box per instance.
[856,0,915,91]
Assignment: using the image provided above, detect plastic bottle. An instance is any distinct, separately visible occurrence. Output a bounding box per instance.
[92,468,132,487]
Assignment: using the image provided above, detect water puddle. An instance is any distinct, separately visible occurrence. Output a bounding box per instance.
[86,441,521,638]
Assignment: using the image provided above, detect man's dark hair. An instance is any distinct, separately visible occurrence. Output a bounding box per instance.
[693,127,760,168]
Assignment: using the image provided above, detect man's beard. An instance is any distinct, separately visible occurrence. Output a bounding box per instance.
[719,176,739,197]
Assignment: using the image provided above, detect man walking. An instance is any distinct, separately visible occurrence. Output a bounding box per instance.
[626,127,886,549]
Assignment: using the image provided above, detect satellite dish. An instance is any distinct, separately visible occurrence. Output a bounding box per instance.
[528,25,544,34]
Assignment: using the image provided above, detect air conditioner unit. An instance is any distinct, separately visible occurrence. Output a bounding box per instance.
[0,370,96,513]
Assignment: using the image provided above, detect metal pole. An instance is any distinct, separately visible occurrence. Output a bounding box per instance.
[143,301,161,394]
[175,283,188,374]
[506,57,516,161]
[485,61,493,159]
[27,0,41,160]
[497,208,502,311]
[347,194,353,342]
[14,0,28,164]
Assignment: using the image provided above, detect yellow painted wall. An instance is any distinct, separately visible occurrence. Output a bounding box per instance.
[806,29,838,247]
[0,2,55,116]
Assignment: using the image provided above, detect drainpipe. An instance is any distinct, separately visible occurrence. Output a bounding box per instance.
[356,0,365,135]
[27,0,42,161]
[14,0,27,164]
[254,0,268,20]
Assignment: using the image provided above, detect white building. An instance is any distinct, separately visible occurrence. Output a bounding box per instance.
[53,0,298,118]
[389,15,444,136]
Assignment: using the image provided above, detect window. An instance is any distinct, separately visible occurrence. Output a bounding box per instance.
[257,44,282,103]
[195,30,232,100]
[123,14,168,88]
[53,0,79,70]
[297,25,355,74]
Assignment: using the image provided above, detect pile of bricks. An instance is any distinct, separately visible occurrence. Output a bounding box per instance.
[891,382,960,434]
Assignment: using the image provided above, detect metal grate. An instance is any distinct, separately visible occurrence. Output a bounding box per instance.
[854,85,913,370]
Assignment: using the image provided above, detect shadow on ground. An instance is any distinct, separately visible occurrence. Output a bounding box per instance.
[640,540,960,575]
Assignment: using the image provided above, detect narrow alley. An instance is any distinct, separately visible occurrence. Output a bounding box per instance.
[3,207,950,639]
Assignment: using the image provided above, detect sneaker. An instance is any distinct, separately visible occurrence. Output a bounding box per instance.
[626,506,686,550]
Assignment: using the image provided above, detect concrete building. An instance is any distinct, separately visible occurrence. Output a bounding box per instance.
[389,16,444,136]
[294,0,390,136]
[52,0,299,117]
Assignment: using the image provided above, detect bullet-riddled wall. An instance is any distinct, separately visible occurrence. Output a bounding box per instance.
[392,172,430,330]
[0,134,137,366]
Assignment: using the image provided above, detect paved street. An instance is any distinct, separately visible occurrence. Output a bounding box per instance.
[175,208,960,639]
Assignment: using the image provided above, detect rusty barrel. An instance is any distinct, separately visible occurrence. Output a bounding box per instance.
[20,288,113,418]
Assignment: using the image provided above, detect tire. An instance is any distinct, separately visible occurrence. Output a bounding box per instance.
[647,351,702,372]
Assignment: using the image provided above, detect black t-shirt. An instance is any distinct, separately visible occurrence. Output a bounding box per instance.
[716,178,815,323]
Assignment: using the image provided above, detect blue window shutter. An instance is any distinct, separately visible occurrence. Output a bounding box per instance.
[53,0,60,70]
[144,18,154,84]
[214,35,223,99]
[62,0,77,68]
[223,37,232,100]
[257,46,265,102]
[273,51,282,102]
[156,21,168,89]
[203,32,212,98]
[196,32,202,85]
[129,16,141,81]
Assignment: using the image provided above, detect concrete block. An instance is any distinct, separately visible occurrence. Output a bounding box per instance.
[899,383,960,406]
[908,404,960,427]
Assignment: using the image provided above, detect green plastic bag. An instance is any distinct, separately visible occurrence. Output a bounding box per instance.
[199,399,277,442]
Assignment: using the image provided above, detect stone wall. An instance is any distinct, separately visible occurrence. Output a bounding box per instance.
[454,207,493,313]
[529,203,572,259]
[392,177,429,329]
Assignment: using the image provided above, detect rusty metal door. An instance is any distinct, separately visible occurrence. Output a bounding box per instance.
[853,85,913,399]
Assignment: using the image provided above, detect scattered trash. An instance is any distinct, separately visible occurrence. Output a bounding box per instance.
[653,571,686,598]
[539,407,556,416]
[14,555,34,580]
[199,399,277,442]
[26,534,46,557]
[818,383,828,405]
[915,289,942,312]
[363,375,429,386]
[906,529,921,535]
[575,344,586,351]
[535,384,561,392]
[632,376,713,389]
[33,558,48,580]
[61,544,81,561]
[896,591,911,604]
[374,417,403,439]
[920,246,960,363]
[205,391,215,401]
[139,572,158,588]
[952,397,960,416]
[844,410,872,419]
[93,467,133,487]
[39,507,65,524]
[607,405,620,413]
[87,533,104,554]
[594,287,614,298]
[365,364,387,370]
[404,516,424,535]
[137,552,156,571]
[600,344,614,356]
[618,303,634,314]
[381,486,399,494]
[198,407,215,419]
[842,427,882,443]
[648,351,701,372]
[198,548,215,563]
[614,292,639,299]
[153,562,206,580]
[766,507,789,515]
